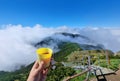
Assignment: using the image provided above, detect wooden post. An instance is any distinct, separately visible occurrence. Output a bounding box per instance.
[86,55,91,80]
[98,53,100,66]
[105,50,110,66]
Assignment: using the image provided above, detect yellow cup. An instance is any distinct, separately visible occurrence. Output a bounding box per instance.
[36,48,52,67]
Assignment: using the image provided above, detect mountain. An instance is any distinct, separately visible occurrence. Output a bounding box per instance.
[0,32,109,81]
[0,41,104,81]
[35,32,104,51]
[0,40,116,81]
[34,32,105,63]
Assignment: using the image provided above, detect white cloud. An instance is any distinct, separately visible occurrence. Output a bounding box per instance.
[0,24,71,71]
[0,24,120,71]
[79,27,120,52]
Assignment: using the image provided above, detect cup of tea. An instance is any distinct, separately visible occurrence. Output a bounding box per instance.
[36,48,52,67]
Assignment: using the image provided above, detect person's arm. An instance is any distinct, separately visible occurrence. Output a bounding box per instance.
[27,61,48,81]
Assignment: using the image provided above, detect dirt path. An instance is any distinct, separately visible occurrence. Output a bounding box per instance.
[90,69,120,81]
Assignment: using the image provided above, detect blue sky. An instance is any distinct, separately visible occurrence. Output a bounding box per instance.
[0,0,120,27]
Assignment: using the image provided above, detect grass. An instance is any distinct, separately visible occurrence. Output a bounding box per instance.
[94,59,120,71]
[70,69,87,81]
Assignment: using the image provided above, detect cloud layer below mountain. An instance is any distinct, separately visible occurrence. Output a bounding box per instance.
[0,24,120,71]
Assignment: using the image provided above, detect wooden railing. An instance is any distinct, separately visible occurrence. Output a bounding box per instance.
[63,67,91,81]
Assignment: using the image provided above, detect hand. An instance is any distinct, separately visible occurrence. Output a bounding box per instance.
[27,61,48,81]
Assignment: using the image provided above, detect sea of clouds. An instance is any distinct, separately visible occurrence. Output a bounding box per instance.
[0,24,120,71]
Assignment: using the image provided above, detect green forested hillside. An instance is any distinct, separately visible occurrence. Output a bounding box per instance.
[0,42,80,81]
[0,63,34,81]
[54,42,82,62]
[0,62,76,81]
[0,42,119,81]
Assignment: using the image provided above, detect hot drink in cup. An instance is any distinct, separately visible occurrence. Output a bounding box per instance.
[36,48,52,67]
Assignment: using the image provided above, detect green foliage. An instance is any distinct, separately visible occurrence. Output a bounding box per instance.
[0,41,119,81]
[0,63,34,81]
[67,49,115,66]
[94,59,120,71]
[47,63,76,81]
[68,50,83,62]
[70,74,86,81]
[108,59,120,70]
[54,42,82,62]
[113,51,120,59]
[0,42,81,81]
[0,62,76,81]
[70,70,87,81]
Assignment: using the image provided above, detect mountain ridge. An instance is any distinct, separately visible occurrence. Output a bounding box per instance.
[35,32,104,51]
